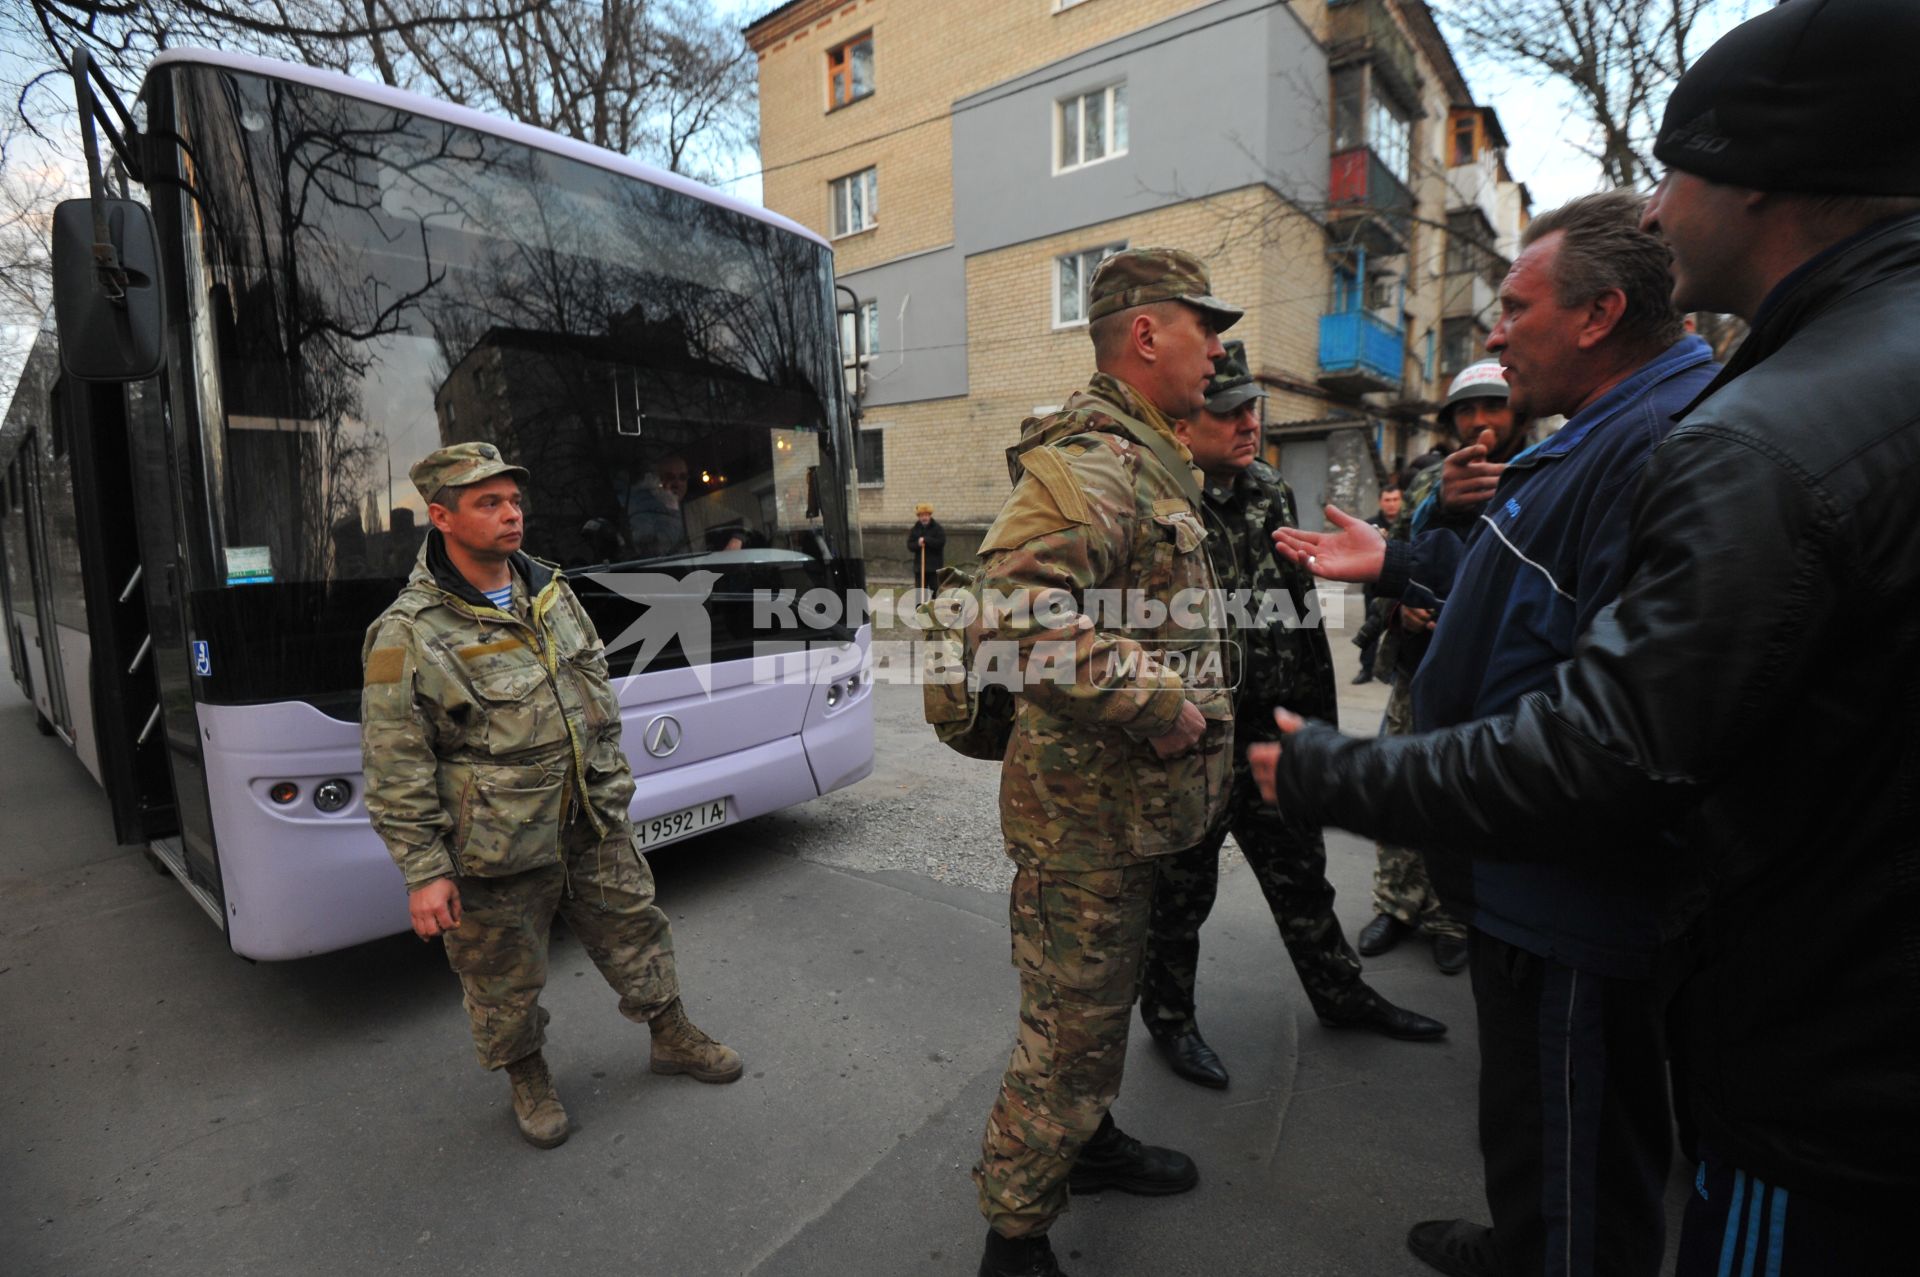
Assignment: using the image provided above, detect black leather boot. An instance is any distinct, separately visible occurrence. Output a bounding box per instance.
[978,1229,1067,1277]
[1151,1026,1229,1088]
[1066,1112,1199,1195]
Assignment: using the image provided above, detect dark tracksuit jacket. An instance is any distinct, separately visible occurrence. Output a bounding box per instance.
[1378,335,1719,977]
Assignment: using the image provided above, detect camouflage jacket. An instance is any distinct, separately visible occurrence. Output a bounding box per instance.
[361,533,633,889]
[976,372,1234,871]
[1198,460,1338,739]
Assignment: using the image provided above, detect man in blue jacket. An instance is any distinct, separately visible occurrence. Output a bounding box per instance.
[1280,191,1716,1275]
[1257,2,1920,1268]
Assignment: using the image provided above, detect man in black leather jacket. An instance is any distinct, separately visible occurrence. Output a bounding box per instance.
[1255,1,1920,1267]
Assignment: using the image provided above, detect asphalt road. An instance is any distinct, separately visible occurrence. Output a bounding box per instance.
[2,586,1680,1275]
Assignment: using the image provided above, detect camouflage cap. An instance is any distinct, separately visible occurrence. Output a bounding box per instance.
[1202,340,1266,414]
[1086,247,1243,330]
[409,441,530,505]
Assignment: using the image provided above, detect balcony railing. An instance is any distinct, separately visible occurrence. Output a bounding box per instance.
[1328,146,1414,253]
[1318,308,1404,397]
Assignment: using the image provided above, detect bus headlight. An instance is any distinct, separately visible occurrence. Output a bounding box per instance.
[313,779,353,813]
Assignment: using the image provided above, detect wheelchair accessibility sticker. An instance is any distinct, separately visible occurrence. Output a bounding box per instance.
[193,641,211,677]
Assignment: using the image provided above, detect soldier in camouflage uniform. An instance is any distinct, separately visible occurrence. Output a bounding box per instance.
[1357,360,1527,974]
[361,442,741,1150]
[969,249,1239,1277]
[1137,343,1447,1091]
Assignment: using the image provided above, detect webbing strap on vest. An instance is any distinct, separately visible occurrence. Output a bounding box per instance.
[1009,401,1204,509]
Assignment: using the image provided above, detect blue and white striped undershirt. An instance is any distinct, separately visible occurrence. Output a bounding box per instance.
[482,583,514,612]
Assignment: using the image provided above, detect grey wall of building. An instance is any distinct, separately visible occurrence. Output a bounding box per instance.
[950,0,1327,258]
[837,245,968,408]
[834,0,1329,413]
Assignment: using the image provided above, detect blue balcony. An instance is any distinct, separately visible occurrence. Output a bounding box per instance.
[1318,309,1404,397]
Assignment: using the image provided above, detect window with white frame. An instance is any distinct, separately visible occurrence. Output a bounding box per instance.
[1053,0,1095,11]
[855,424,886,486]
[1054,242,1125,326]
[1056,83,1128,172]
[839,300,879,364]
[1369,92,1413,186]
[830,167,878,238]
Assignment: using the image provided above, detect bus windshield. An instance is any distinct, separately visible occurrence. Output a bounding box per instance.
[165,62,852,589]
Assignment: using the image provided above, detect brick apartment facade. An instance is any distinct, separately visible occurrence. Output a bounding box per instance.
[745,0,1532,578]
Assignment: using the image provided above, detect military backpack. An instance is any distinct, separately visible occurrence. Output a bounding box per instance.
[917,561,1017,761]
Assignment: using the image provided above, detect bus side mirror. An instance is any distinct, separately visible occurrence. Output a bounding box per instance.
[51,196,165,382]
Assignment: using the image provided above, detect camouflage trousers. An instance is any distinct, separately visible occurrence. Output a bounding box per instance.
[442,817,680,1071]
[1140,770,1371,1033]
[1372,678,1467,940]
[974,859,1157,1238]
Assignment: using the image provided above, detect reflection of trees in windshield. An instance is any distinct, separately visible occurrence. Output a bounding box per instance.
[179,68,482,583]
[170,64,844,584]
[418,142,842,570]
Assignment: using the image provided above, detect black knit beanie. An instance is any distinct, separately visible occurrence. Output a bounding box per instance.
[1653,0,1920,195]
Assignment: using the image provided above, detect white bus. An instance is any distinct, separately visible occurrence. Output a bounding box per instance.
[1,48,873,959]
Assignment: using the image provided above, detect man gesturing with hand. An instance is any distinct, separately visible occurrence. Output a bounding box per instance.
[1273,193,1718,1275]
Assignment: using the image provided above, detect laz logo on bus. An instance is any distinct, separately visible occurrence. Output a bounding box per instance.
[192,641,212,677]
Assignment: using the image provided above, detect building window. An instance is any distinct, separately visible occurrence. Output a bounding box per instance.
[1451,113,1478,166]
[1440,316,1484,376]
[855,425,886,486]
[1333,66,1413,187]
[1369,92,1412,186]
[1332,68,1364,152]
[1056,83,1128,172]
[830,167,878,238]
[827,34,874,109]
[1446,210,1508,291]
[1053,0,1094,11]
[1445,211,1482,275]
[840,299,879,364]
[1365,271,1400,314]
[1054,242,1125,326]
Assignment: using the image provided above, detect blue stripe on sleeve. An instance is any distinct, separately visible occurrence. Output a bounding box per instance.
[1764,1187,1788,1277]
[1718,1169,1749,1277]
[1738,1178,1765,1277]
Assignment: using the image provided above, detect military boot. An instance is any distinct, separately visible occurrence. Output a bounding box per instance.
[978,1229,1068,1277]
[648,998,744,1083]
[504,1051,569,1149]
[1066,1112,1198,1195]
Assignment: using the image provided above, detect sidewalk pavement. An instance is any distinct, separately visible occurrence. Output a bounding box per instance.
[0,588,1497,1276]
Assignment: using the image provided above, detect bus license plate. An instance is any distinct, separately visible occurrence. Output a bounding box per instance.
[636,799,728,849]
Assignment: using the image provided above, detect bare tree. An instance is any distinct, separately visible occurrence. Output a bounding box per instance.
[0,0,758,398]
[0,117,65,397]
[1438,0,1744,190]
[3,2,757,180]
[0,120,60,323]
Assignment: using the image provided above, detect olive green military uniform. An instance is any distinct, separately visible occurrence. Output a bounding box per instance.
[362,444,680,1070]
[969,347,1236,1236]
[1138,444,1376,1032]
[1368,461,1467,940]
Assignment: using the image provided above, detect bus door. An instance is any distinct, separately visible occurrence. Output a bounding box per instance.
[64,377,179,845]
[20,432,73,740]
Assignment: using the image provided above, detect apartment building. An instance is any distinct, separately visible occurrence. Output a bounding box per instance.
[745,0,1532,574]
